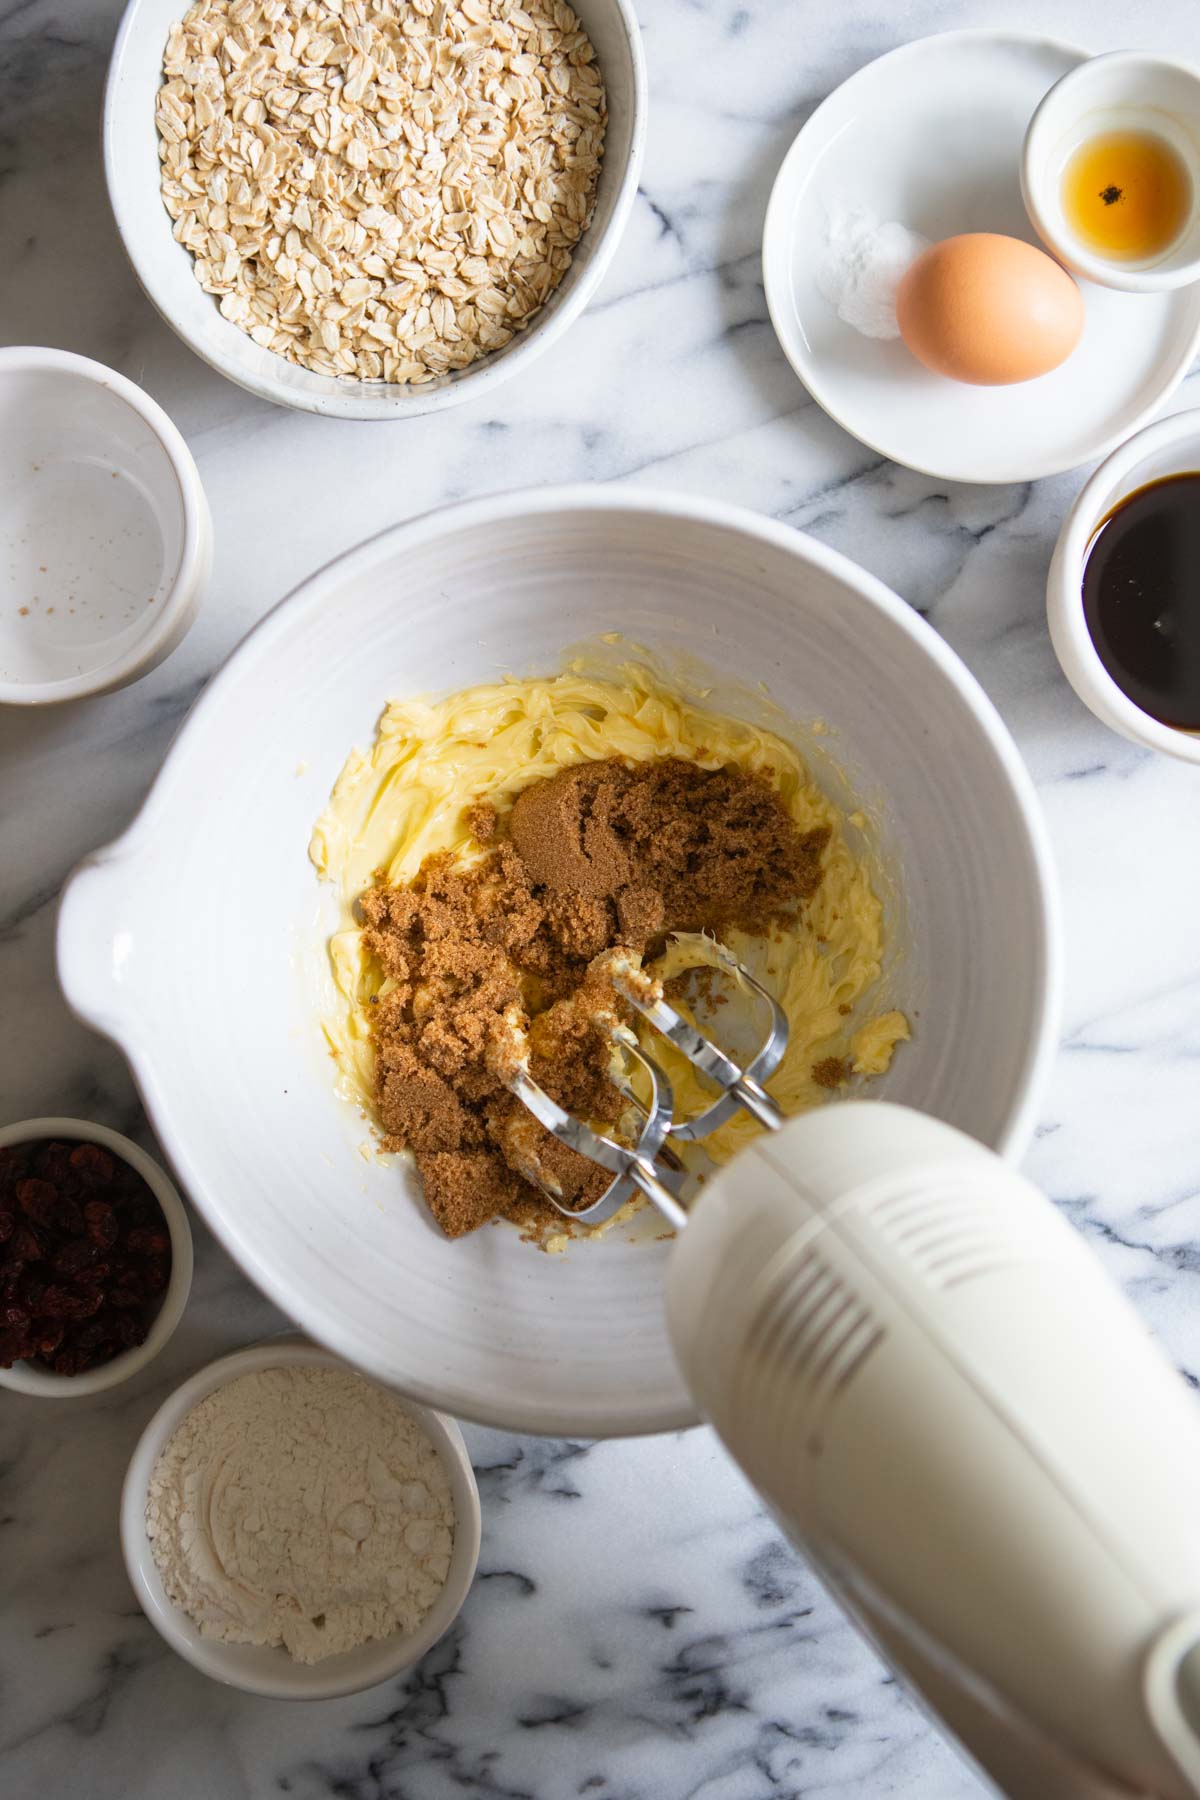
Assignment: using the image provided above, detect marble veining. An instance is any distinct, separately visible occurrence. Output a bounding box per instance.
[4,0,1200,1794]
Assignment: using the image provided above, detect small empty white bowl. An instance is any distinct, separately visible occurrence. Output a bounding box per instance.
[121,1339,482,1698]
[1047,407,1200,763]
[104,0,646,419]
[0,1117,193,1397]
[0,347,211,704]
[1023,51,1200,292]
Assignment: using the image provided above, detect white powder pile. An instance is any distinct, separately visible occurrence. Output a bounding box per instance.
[146,1365,455,1664]
[816,208,930,340]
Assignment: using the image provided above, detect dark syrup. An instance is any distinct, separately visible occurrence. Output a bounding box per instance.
[1082,471,1200,732]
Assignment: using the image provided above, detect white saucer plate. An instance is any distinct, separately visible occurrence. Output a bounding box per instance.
[763,30,1200,485]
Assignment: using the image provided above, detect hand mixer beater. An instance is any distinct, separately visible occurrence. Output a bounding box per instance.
[501,936,1200,1800]
[499,935,787,1230]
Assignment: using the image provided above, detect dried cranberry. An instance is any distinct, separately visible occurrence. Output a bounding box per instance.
[69,1144,114,1187]
[33,1321,64,1357]
[18,1274,46,1312]
[52,1239,96,1278]
[75,1320,113,1353]
[15,1179,59,1228]
[54,1196,84,1236]
[1,1136,173,1377]
[40,1284,83,1319]
[126,1227,169,1257]
[6,1225,42,1269]
[114,1312,145,1349]
[34,1143,73,1184]
[83,1202,118,1249]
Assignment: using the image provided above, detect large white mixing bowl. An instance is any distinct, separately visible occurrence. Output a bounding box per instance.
[57,489,1059,1437]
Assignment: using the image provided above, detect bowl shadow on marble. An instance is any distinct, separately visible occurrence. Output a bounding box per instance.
[0,1311,221,1676]
[0,675,216,1132]
[711,91,855,427]
[3,59,140,361]
[0,53,275,419]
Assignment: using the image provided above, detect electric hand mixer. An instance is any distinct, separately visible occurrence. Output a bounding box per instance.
[502,940,1200,1800]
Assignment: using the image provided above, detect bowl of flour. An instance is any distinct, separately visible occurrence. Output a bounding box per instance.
[120,1338,481,1698]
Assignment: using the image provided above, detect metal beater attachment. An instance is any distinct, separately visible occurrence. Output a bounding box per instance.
[497,937,788,1230]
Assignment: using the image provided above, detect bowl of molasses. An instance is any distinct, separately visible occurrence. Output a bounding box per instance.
[1048,408,1200,763]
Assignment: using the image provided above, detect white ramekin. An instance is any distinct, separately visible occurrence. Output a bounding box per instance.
[1047,407,1200,763]
[0,346,211,705]
[121,1339,482,1699]
[1022,51,1200,292]
[0,1117,193,1397]
[103,0,646,420]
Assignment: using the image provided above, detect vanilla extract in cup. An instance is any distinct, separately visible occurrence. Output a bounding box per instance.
[1081,472,1200,731]
[1062,130,1192,262]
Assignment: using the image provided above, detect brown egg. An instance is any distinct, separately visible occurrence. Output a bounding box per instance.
[896,233,1084,385]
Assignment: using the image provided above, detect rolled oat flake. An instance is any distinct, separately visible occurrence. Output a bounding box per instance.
[145,1365,455,1663]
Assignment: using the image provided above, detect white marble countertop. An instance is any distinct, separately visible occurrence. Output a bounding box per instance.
[4,0,1200,1795]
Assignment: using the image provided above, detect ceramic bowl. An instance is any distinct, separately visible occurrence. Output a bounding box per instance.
[0,1117,193,1397]
[103,0,646,420]
[120,1338,482,1699]
[1047,407,1200,762]
[1023,51,1200,292]
[0,347,211,704]
[57,487,1060,1437]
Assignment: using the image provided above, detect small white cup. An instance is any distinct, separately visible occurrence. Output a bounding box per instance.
[1022,51,1200,292]
[0,346,211,704]
[0,1117,193,1396]
[1046,407,1200,763]
[121,1339,482,1698]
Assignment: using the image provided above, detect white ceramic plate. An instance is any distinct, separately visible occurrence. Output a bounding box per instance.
[57,488,1059,1439]
[762,30,1200,484]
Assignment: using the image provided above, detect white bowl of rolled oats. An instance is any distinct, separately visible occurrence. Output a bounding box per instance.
[104,0,645,418]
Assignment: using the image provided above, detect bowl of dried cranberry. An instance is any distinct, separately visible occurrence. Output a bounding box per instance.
[0,1118,192,1397]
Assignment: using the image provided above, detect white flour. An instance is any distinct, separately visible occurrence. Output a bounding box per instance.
[145,1366,455,1664]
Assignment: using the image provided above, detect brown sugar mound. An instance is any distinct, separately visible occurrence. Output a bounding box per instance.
[510,758,828,936]
[362,757,830,1239]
